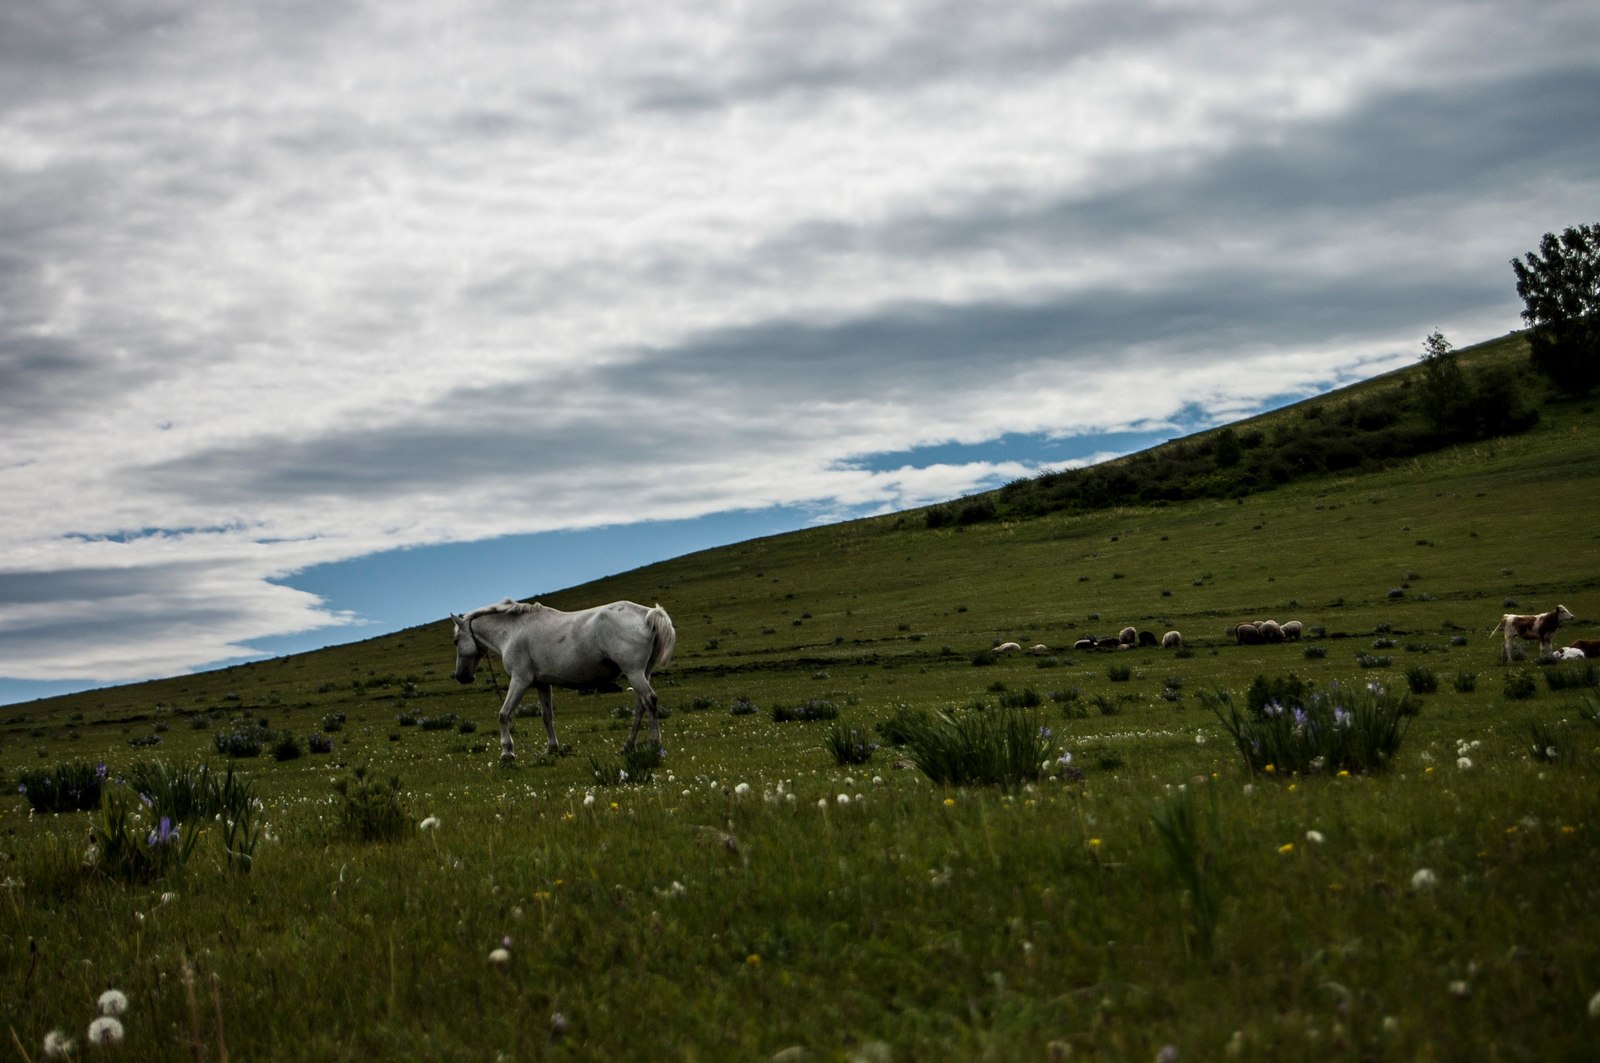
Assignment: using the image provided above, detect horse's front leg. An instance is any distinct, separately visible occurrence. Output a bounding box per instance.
[537,684,560,753]
[499,675,532,763]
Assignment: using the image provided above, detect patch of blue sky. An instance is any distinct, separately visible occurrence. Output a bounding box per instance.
[257,505,829,649]
[62,524,243,543]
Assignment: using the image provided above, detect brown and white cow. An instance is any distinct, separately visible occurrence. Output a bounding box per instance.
[1567,638,1600,659]
[1490,604,1575,661]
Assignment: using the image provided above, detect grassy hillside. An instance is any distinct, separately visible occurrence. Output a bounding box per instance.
[4,334,1600,1060]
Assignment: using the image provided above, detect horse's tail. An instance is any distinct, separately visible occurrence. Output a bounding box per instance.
[646,604,676,673]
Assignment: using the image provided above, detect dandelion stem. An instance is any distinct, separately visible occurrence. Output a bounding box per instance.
[7,1023,35,1063]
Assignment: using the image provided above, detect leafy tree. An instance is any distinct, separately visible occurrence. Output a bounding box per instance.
[1511,223,1600,395]
[1417,330,1469,436]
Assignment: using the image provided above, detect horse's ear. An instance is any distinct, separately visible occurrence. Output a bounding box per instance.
[450,613,465,625]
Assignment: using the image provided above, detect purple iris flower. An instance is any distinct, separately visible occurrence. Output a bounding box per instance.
[147,817,178,847]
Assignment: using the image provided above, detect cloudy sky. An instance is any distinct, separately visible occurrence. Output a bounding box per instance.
[3,0,1597,705]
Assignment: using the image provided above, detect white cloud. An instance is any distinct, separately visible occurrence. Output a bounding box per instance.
[2,0,1597,687]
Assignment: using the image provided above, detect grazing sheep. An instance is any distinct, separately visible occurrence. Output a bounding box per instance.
[994,641,1022,655]
[1029,644,1050,655]
[1490,604,1575,660]
[1234,623,1264,645]
[1569,638,1600,658]
[1097,636,1122,651]
[1280,620,1303,641]
[1161,630,1183,650]
[1118,626,1138,646]
[1256,619,1284,643]
[1138,630,1158,647]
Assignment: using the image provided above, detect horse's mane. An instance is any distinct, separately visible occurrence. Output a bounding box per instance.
[465,598,541,619]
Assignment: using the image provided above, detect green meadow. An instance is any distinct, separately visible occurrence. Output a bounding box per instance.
[4,336,1600,1060]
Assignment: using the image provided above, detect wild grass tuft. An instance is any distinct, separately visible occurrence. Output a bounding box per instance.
[17,761,106,813]
[1404,665,1439,694]
[772,699,839,723]
[1543,662,1599,690]
[1503,670,1537,700]
[898,707,1053,788]
[589,743,665,785]
[824,723,879,766]
[876,703,931,746]
[1205,677,1419,776]
[331,763,409,842]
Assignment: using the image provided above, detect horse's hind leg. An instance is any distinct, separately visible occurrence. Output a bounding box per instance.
[623,674,661,751]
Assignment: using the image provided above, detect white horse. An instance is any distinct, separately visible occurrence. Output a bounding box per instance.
[451,599,676,761]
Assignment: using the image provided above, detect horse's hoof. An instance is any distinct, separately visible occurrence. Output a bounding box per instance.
[500,752,515,764]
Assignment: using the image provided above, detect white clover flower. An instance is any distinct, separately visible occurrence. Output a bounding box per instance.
[98,988,128,1016]
[1449,980,1470,998]
[1305,830,1325,845]
[488,947,511,967]
[1457,756,1472,770]
[87,1016,124,1048]
[1412,868,1438,890]
[1194,734,1206,745]
[43,1029,74,1059]
[733,782,750,796]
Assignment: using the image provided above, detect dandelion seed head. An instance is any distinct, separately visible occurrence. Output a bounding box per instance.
[1412,868,1438,890]
[1305,830,1325,845]
[419,816,440,831]
[43,1030,74,1059]
[97,988,128,1016]
[488,947,511,967]
[733,782,750,796]
[1457,756,1472,770]
[87,1016,124,1047]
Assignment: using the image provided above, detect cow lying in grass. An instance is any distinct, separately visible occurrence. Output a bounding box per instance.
[1567,638,1600,659]
[1490,604,1574,661]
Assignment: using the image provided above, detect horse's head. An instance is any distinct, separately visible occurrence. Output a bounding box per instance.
[450,613,481,684]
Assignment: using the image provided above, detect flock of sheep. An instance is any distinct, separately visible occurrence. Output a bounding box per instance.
[989,604,1598,663]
